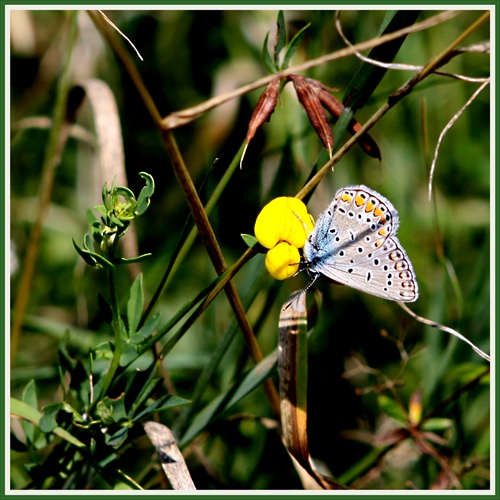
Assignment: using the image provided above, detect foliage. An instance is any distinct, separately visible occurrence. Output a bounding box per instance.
[10,9,490,490]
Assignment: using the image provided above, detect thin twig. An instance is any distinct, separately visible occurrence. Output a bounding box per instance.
[98,10,144,61]
[161,10,461,129]
[398,302,490,362]
[428,78,490,199]
[296,10,490,202]
[335,12,489,84]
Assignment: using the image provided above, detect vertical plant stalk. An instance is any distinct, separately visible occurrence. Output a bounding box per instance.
[141,142,246,326]
[278,292,343,490]
[11,11,79,365]
[161,130,281,417]
[88,10,281,417]
[278,292,309,465]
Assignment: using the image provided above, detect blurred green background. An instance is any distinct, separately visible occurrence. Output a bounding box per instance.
[10,9,490,490]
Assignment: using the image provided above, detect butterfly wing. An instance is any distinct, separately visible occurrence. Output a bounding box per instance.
[303,185,418,302]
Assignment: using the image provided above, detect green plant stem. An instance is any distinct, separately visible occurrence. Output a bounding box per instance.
[11,11,79,366]
[92,268,123,408]
[141,142,245,327]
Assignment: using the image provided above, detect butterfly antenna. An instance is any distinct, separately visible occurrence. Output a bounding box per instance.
[282,273,319,311]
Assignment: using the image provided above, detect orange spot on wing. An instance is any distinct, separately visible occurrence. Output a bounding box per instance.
[355,194,365,207]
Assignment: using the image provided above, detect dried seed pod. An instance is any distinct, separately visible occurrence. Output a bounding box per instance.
[316,83,381,160]
[240,77,281,168]
[347,119,381,159]
[289,74,334,157]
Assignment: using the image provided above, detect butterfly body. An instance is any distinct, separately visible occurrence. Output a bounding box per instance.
[303,185,418,302]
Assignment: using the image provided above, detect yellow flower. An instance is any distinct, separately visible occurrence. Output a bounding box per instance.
[254,197,315,280]
[254,197,313,249]
[265,242,301,280]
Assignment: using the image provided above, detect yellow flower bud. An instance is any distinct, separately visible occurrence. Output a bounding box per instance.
[254,197,313,249]
[265,242,301,280]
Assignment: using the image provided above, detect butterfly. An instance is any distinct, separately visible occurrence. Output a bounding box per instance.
[302,185,418,302]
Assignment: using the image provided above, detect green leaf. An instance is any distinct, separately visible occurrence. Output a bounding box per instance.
[94,341,114,360]
[136,172,155,215]
[127,273,144,336]
[86,207,100,228]
[133,394,191,422]
[102,180,110,207]
[21,380,38,445]
[39,402,83,433]
[73,238,99,267]
[119,342,139,367]
[180,349,278,447]
[21,379,38,412]
[262,31,277,73]
[83,232,94,252]
[96,401,115,425]
[240,233,260,250]
[72,238,115,269]
[275,10,287,66]
[281,22,310,70]
[93,204,107,216]
[102,393,128,422]
[131,312,160,344]
[114,185,136,199]
[109,213,126,227]
[343,10,421,111]
[377,394,407,424]
[117,253,152,265]
[106,425,133,447]
[421,418,454,432]
[10,398,85,448]
[128,365,163,419]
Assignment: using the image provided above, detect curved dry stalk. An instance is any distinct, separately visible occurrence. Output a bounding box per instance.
[296,10,490,202]
[87,10,162,127]
[398,302,490,362]
[161,10,461,129]
[335,11,490,84]
[428,78,490,199]
[98,10,143,61]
